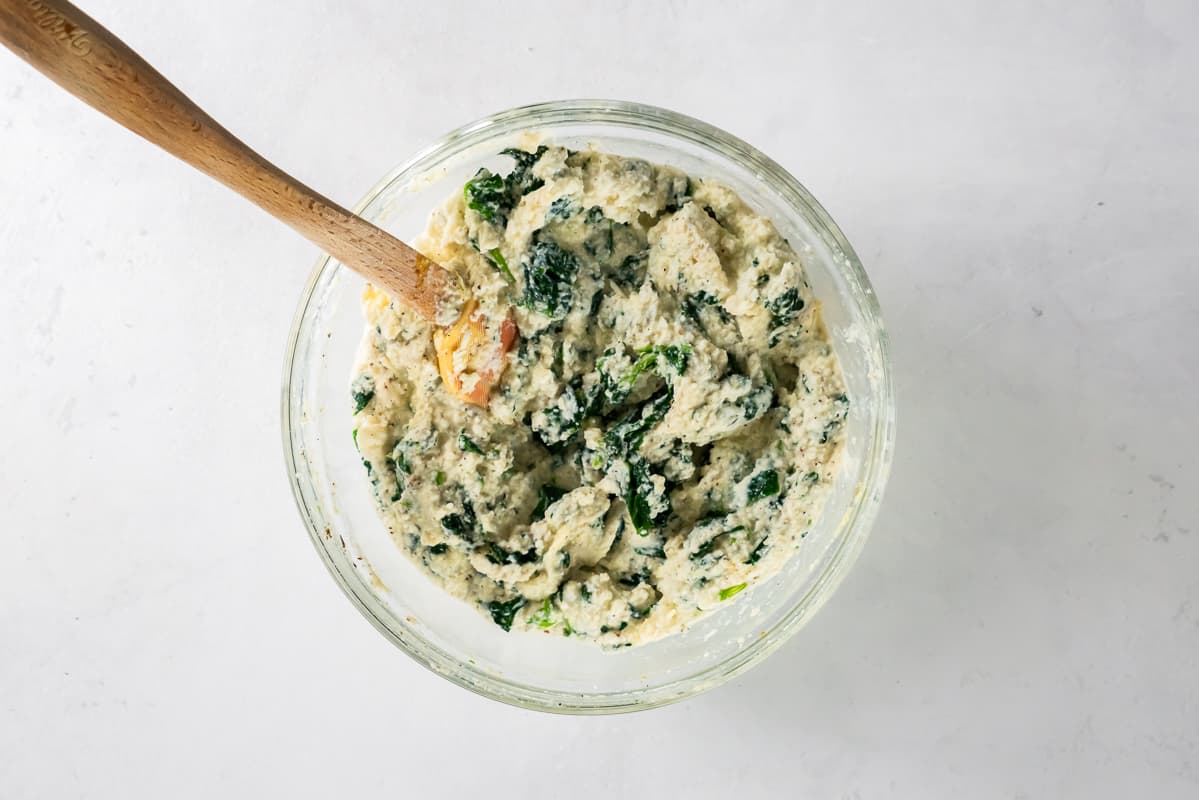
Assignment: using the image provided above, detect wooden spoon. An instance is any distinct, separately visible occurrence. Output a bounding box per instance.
[0,0,513,405]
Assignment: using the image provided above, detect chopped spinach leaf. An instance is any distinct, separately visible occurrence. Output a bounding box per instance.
[434,470,446,486]
[746,469,780,503]
[618,568,652,587]
[690,538,718,561]
[486,248,515,283]
[457,432,486,455]
[601,388,673,462]
[440,513,473,538]
[735,382,774,421]
[613,252,647,289]
[428,543,449,555]
[625,459,656,534]
[521,235,579,319]
[532,377,590,447]
[463,148,547,230]
[690,525,745,561]
[486,542,539,566]
[500,145,547,197]
[664,177,692,212]
[681,291,732,335]
[532,484,568,522]
[463,169,509,225]
[583,210,615,261]
[646,344,690,375]
[485,596,527,631]
[601,345,690,405]
[746,537,769,564]
[547,196,574,220]
[633,545,666,559]
[351,375,375,414]
[440,500,478,541]
[630,598,658,619]
[390,441,413,474]
[766,287,805,329]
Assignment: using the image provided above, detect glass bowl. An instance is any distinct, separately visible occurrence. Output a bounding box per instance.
[282,100,894,713]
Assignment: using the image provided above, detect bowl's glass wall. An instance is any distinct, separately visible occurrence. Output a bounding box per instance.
[283,101,893,712]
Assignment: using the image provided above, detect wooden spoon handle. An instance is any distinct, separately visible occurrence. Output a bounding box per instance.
[0,0,446,321]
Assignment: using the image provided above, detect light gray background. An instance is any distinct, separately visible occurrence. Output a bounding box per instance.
[2,1,1196,797]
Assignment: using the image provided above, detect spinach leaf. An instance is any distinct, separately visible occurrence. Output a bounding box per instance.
[532,377,590,447]
[547,196,574,220]
[613,252,647,289]
[626,457,669,534]
[746,469,780,503]
[690,538,718,561]
[735,383,774,421]
[464,147,547,228]
[633,545,666,559]
[485,248,515,283]
[601,388,673,462]
[440,499,478,541]
[681,291,732,335]
[618,567,652,587]
[600,345,690,405]
[501,146,547,198]
[463,169,509,225]
[427,543,449,555]
[582,206,615,259]
[485,596,527,631]
[485,542,539,566]
[746,537,768,564]
[630,598,658,619]
[521,235,579,319]
[690,525,745,561]
[655,345,690,374]
[766,287,805,328]
[532,484,568,522]
[457,432,486,455]
[351,375,375,414]
[663,176,692,212]
[386,465,403,502]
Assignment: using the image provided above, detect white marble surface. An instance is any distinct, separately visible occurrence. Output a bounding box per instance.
[2,1,1197,797]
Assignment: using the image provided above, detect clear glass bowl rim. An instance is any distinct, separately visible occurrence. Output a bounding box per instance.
[281,99,896,714]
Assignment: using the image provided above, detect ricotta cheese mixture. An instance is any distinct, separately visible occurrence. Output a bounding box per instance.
[351,144,848,646]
